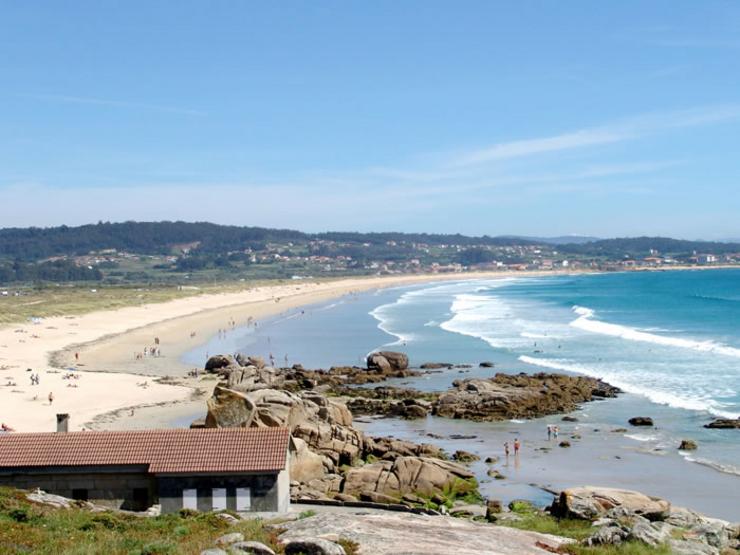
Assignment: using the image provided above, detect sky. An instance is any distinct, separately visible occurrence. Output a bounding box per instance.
[1,1,740,239]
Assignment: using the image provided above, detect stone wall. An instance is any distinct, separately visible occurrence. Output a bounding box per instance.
[0,465,154,510]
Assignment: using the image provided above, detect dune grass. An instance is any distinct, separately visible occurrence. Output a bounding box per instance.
[0,282,275,325]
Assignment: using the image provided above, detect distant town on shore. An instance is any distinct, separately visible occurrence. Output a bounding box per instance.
[1,221,739,287]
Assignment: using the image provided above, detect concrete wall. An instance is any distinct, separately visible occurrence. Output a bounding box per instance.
[0,466,154,511]
[157,472,285,514]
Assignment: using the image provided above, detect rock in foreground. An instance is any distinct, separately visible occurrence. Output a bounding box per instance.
[550,486,671,521]
[278,511,572,555]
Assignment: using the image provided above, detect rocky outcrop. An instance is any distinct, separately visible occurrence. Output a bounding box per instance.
[628,416,654,426]
[277,512,573,555]
[283,538,346,555]
[433,373,619,421]
[343,456,474,499]
[205,354,237,372]
[205,386,256,428]
[678,439,698,450]
[567,494,740,554]
[290,437,329,483]
[704,418,740,429]
[550,487,671,521]
[363,436,445,460]
[366,351,409,372]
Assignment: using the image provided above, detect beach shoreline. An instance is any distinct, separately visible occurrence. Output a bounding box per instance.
[0,265,735,433]
[0,269,583,433]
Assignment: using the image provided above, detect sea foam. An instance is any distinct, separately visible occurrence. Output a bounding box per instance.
[519,355,739,419]
[570,305,740,359]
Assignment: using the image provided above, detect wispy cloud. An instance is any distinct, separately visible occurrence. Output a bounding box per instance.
[28,94,206,116]
[448,104,740,169]
[451,129,627,167]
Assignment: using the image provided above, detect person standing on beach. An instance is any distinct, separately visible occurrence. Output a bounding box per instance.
[547,425,552,440]
[48,392,54,405]
[504,442,510,457]
[514,438,521,455]
[553,426,559,439]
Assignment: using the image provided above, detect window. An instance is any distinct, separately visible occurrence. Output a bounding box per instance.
[182,488,197,510]
[236,487,251,511]
[71,488,88,501]
[212,488,227,511]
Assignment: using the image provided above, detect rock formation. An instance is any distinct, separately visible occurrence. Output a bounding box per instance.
[550,486,671,521]
[628,416,654,426]
[433,373,619,421]
[366,351,409,372]
[704,418,740,429]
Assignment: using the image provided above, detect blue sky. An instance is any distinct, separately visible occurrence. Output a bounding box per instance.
[1,1,740,238]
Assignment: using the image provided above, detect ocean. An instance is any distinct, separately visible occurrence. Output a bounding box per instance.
[182,269,740,517]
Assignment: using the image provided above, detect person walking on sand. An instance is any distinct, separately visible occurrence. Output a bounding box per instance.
[48,392,54,405]
[504,441,510,457]
[547,425,552,440]
[514,438,521,455]
[74,352,79,362]
[553,426,559,439]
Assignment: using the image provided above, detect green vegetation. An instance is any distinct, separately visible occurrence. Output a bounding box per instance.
[560,542,673,555]
[497,502,674,555]
[498,500,595,541]
[0,486,282,554]
[2,222,736,288]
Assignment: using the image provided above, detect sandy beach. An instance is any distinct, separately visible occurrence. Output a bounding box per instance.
[1,270,571,433]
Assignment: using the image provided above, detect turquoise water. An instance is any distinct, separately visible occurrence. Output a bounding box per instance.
[182,269,740,482]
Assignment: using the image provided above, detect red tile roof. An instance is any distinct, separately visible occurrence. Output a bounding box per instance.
[0,428,289,474]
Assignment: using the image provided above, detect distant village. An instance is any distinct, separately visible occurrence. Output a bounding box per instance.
[6,236,736,289]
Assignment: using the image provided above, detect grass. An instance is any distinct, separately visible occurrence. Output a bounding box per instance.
[0,487,283,555]
[560,542,673,555]
[497,503,674,555]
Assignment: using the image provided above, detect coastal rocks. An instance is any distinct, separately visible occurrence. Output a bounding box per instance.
[704,418,740,429]
[628,416,654,426]
[204,385,363,467]
[420,362,453,369]
[678,439,698,450]
[485,499,503,521]
[345,396,431,419]
[342,456,474,499]
[205,354,237,372]
[205,386,256,428]
[433,373,619,421]
[366,351,409,372]
[562,416,578,422]
[290,437,330,483]
[479,361,494,367]
[363,436,445,460]
[229,542,276,555]
[452,450,480,463]
[558,441,571,448]
[235,353,265,369]
[283,538,346,555]
[550,487,670,521]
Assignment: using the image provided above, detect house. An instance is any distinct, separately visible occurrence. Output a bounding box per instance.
[0,426,290,514]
